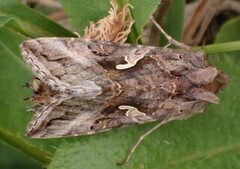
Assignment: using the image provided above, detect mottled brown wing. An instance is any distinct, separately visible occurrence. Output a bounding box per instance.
[20,38,227,138]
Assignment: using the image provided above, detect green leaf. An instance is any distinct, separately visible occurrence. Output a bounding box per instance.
[127,0,161,43]
[0,141,43,169]
[215,16,240,42]
[0,0,74,37]
[60,0,161,42]
[0,16,14,28]
[60,0,111,35]
[161,0,185,45]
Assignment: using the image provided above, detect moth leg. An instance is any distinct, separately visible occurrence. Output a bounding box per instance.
[118,120,168,165]
[150,16,192,51]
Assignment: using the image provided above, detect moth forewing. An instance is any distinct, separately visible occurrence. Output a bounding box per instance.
[20,38,228,139]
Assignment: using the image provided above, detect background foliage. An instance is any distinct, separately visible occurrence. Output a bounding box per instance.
[0,0,240,169]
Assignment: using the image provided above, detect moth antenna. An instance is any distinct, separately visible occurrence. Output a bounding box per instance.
[150,16,192,50]
[118,119,168,165]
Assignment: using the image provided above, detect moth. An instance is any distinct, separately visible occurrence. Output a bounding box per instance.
[20,37,228,139]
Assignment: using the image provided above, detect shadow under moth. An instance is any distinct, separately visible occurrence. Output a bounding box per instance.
[20,37,228,139]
